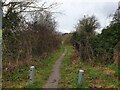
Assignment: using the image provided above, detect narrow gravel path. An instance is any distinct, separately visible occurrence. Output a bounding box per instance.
[43,48,67,88]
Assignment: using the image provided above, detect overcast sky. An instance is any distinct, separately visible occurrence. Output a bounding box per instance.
[7,0,119,33]
[48,0,119,33]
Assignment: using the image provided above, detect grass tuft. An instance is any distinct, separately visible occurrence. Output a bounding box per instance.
[3,45,65,88]
[59,45,119,88]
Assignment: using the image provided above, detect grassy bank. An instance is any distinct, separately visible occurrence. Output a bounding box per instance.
[3,45,65,88]
[59,45,120,88]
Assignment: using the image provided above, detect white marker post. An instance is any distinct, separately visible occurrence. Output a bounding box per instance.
[30,66,35,83]
[78,70,84,85]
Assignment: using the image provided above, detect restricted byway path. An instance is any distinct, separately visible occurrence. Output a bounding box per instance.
[43,48,67,88]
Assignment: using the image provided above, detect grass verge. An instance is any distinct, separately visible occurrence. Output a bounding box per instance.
[59,45,120,88]
[3,45,65,88]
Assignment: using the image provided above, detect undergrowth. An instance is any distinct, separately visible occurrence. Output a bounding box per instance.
[59,45,120,88]
[3,45,64,88]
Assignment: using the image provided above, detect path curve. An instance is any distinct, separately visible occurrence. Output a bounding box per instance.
[43,48,67,88]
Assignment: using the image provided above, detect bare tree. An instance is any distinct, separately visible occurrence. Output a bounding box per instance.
[2,0,61,73]
[113,41,120,66]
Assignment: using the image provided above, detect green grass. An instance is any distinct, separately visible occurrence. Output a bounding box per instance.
[59,45,119,88]
[107,65,119,77]
[58,45,78,88]
[3,45,65,88]
[26,45,64,88]
[3,44,119,88]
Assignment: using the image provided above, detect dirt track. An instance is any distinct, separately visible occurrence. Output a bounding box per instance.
[43,48,67,88]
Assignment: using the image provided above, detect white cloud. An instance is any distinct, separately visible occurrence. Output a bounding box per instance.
[53,0,119,33]
[56,28,72,33]
[6,0,120,34]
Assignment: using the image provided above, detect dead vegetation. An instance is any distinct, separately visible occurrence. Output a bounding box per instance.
[59,45,119,88]
[113,41,120,66]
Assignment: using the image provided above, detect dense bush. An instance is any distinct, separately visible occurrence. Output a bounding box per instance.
[2,2,61,71]
[90,23,120,63]
[71,15,100,63]
[71,14,120,64]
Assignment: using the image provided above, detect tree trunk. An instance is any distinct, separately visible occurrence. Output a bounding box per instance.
[113,41,120,66]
